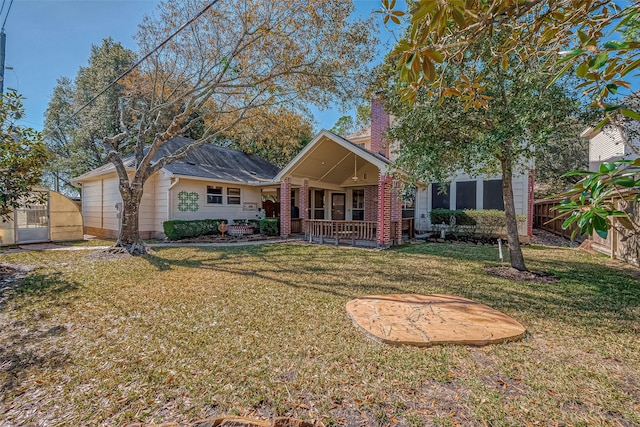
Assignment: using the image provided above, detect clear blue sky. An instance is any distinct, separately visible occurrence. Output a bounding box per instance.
[2,0,394,133]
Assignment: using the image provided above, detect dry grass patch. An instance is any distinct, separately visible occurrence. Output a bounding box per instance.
[0,242,638,426]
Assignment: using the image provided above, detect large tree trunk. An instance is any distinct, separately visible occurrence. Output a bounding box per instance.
[500,155,527,271]
[115,179,147,255]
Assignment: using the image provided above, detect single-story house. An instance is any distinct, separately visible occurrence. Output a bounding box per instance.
[73,99,533,246]
[0,189,84,246]
[72,138,280,240]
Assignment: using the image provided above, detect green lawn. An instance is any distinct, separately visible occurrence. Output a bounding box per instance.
[0,242,638,426]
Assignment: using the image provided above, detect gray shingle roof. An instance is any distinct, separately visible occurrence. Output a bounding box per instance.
[73,137,279,184]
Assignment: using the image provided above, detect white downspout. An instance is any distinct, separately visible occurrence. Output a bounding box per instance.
[168,177,180,221]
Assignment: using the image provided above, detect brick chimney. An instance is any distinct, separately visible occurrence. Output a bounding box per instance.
[370,95,390,158]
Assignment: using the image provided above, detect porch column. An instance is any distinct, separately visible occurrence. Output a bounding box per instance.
[391,179,402,244]
[280,177,291,237]
[377,174,392,247]
[300,179,309,221]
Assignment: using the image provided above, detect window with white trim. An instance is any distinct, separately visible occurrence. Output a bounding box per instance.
[207,186,223,204]
[227,187,241,205]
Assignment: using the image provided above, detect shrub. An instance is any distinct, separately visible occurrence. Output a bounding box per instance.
[430,209,475,226]
[463,210,527,237]
[429,209,528,238]
[163,219,227,240]
[259,218,279,236]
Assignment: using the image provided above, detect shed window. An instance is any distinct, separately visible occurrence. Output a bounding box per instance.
[227,187,241,205]
[456,181,477,210]
[483,179,504,210]
[207,186,223,204]
[431,183,450,209]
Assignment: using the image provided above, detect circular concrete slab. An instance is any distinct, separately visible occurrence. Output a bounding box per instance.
[346,294,526,347]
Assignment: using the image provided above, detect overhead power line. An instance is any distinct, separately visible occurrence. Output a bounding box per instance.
[47,0,219,138]
[1,0,13,30]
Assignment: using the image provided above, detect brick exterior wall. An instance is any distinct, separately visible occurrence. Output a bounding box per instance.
[300,179,309,221]
[280,177,291,237]
[378,174,392,247]
[371,96,390,159]
[364,185,378,222]
[391,180,403,244]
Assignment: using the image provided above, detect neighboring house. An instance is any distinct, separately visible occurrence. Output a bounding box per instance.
[0,189,83,246]
[72,137,280,239]
[582,123,640,171]
[581,121,640,266]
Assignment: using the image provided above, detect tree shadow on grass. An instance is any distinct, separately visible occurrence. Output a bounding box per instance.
[0,270,80,312]
[144,243,640,334]
[144,246,415,300]
[0,271,76,397]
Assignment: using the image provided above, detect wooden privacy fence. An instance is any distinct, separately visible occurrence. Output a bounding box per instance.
[533,199,582,240]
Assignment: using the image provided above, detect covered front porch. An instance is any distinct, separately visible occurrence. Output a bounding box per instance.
[272,130,411,248]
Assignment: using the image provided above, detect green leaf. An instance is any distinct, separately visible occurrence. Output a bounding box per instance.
[562,169,592,177]
[621,58,640,77]
[557,49,585,64]
[613,176,637,187]
[577,30,589,44]
[599,162,613,174]
[592,117,610,131]
[604,40,629,50]
[548,62,574,87]
[606,83,618,94]
[576,61,589,78]
[589,52,609,69]
[620,108,640,121]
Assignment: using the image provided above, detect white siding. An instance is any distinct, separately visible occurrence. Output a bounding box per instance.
[82,180,103,229]
[139,176,156,232]
[414,170,530,232]
[415,186,429,231]
[101,176,121,232]
[154,173,171,231]
[589,126,626,171]
[169,179,263,223]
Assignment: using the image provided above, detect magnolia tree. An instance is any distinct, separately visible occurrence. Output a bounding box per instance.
[380,0,640,243]
[379,36,582,272]
[0,92,49,221]
[90,0,377,254]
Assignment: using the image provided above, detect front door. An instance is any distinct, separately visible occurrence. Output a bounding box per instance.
[331,193,345,220]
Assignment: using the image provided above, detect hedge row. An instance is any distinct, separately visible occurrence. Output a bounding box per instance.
[163,219,227,240]
[259,218,279,236]
[163,218,279,240]
[430,209,527,237]
[430,209,476,226]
